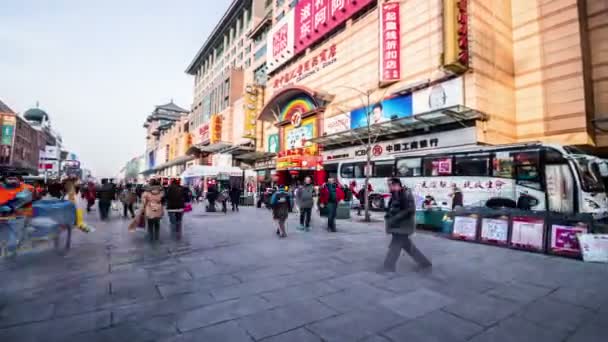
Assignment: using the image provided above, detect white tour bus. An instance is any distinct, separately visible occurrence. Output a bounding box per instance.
[337,143,608,219]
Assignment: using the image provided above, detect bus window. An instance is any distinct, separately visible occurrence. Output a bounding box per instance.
[340,164,355,178]
[423,157,452,176]
[493,152,513,178]
[396,158,421,177]
[454,155,490,176]
[574,158,605,192]
[374,160,394,177]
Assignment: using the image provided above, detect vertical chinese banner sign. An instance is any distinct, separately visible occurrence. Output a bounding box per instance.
[379,2,401,84]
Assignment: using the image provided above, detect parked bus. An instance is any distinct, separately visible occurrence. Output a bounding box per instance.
[337,143,608,219]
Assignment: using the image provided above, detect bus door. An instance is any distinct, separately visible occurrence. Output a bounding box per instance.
[544,164,574,214]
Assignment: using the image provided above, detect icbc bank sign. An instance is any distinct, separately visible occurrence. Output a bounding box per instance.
[294,0,374,55]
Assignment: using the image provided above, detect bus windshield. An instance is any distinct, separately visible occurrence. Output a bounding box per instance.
[573,157,605,193]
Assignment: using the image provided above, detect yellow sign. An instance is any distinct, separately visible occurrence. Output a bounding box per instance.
[283,117,317,154]
[443,0,469,74]
[210,114,222,144]
[243,84,263,139]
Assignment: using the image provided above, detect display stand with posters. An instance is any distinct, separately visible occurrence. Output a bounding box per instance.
[479,209,510,247]
[451,209,479,241]
[509,211,547,253]
[578,234,608,263]
[547,213,593,258]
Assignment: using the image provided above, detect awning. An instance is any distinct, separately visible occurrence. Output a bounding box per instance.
[142,155,195,174]
[310,105,487,146]
[180,165,244,179]
[199,142,233,153]
[257,86,334,122]
[235,151,276,160]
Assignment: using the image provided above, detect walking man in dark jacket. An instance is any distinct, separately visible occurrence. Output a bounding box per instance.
[229,186,241,212]
[166,179,186,239]
[383,178,432,271]
[296,177,314,231]
[98,179,115,220]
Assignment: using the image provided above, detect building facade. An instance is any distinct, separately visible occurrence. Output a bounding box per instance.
[183,0,607,188]
[0,100,40,174]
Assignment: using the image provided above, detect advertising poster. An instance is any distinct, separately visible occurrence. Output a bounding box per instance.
[452,215,478,241]
[267,134,279,153]
[323,113,350,135]
[350,94,412,129]
[579,234,608,263]
[550,224,588,257]
[510,216,545,252]
[379,1,401,83]
[285,121,314,150]
[413,77,464,114]
[267,10,295,72]
[480,218,509,245]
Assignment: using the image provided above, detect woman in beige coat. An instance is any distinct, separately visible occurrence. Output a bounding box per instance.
[142,179,164,241]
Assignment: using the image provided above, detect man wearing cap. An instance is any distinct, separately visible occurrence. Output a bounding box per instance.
[383,177,432,271]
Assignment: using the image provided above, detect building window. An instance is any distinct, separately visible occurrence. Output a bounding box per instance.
[254,63,268,85]
[275,10,285,22]
[254,44,267,61]
[244,58,251,68]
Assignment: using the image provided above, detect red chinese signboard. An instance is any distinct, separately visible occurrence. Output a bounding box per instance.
[379,2,401,83]
[272,43,337,89]
[443,0,469,73]
[294,0,374,55]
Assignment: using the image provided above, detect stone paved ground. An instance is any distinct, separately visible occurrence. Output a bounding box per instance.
[1,204,607,342]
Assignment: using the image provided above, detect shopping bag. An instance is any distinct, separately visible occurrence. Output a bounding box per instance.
[76,208,84,227]
[111,201,119,211]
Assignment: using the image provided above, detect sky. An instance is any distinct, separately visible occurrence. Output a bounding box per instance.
[0,0,232,177]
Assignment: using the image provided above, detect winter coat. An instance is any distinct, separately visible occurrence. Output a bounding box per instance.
[385,189,416,235]
[319,184,344,205]
[142,186,164,219]
[271,190,291,220]
[119,189,137,204]
[166,184,185,210]
[99,183,115,203]
[296,184,314,209]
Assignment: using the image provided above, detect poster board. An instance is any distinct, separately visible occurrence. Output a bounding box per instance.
[549,223,588,257]
[480,216,509,246]
[510,216,545,252]
[579,234,608,263]
[452,215,478,241]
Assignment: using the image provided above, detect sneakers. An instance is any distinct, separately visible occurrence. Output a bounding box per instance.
[297,224,305,231]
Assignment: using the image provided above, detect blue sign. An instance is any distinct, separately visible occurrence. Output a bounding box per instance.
[350,94,413,129]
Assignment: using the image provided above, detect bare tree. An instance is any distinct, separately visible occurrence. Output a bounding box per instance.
[333,86,391,222]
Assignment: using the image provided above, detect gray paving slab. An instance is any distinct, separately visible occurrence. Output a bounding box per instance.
[517,297,594,334]
[484,281,555,305]
[162,320,253,342]
[307,306,406,341]
[380,288,454,320]
[443,293,523,327]
[318,282,394,313]
[260,328,322,342]
[384,310,483,342]
[468,316,569,342]
[238,299,337,340]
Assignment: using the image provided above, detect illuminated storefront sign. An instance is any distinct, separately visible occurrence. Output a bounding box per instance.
[323,113,350,135]
[210,115,222,144]
[267,10,295,73]
[443,0,469,73]
[197,123,210,145]
[350,93,412,129]
[283,116,317,153]
[243,85,263,139]
[277,154,322,171]
[379,2,401,84]
[272,44,337,89]
[294,0,374,55]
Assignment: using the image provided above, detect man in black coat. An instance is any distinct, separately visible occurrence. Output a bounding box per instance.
[383,178,432,272]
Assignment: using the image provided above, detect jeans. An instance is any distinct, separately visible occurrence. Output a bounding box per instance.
[327,202,337,232]
[147,218,160,241]
[383,234,432,271]
[300,208,312,228]
[123,203,135,218]
[168,212,183,234]
[231,200,239,211]
[99,201,111,220]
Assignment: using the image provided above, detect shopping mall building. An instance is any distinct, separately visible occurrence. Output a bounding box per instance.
[180,0,607,187]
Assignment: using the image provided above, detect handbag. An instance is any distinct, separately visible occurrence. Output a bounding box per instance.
[184,203,193,213]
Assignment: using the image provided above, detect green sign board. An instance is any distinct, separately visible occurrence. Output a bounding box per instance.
[1,125,14,145]
[267,134,279,153]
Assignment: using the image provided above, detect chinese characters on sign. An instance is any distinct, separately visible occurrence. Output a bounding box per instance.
[198,123,210,145]
[294,0,374,54]
[272,44,338,89]
[243,85,263,139]
[550,224,589,257]
[379,2,401,83]
[354,138,439,157]
[209,115,222,144]
[267,10,295,73]
[443,0,469,73]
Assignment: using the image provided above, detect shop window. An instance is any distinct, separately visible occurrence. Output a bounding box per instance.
[423,157,452,176]
[454,155,490,177]
[374,161,394,178]
[396,158,421,177]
